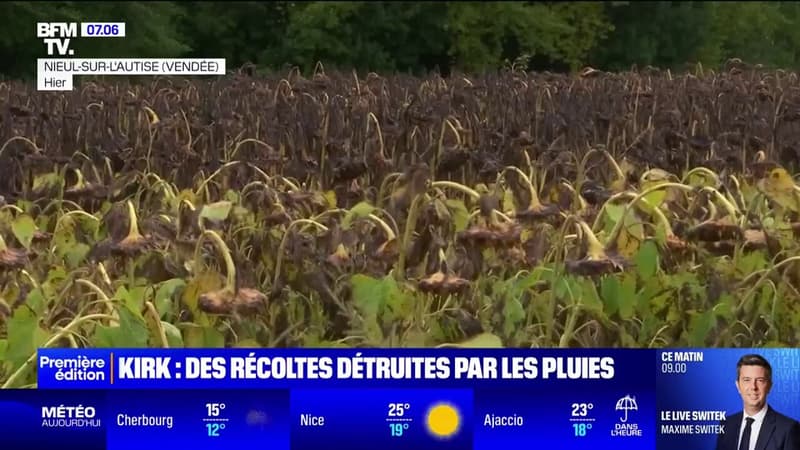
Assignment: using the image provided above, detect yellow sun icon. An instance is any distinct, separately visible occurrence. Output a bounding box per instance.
[425,402,461,440]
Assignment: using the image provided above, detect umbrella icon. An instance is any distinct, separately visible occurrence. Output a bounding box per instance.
[615,395,638,423]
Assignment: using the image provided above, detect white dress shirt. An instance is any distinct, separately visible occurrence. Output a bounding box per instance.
[738,404,768,450]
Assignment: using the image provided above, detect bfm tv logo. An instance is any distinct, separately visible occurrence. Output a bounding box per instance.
[41,405,101,428]
[37,22,75,56]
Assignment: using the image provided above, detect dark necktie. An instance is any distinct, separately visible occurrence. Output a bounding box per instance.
[739,417,755,450]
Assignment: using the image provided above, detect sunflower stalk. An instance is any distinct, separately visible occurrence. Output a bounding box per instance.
[0,204,24,214]
[430,181,480,202]
[368,213,397,241]
[125,201,142,239]
[738,255,800,316]
[576,221,607,260]
[498,166,543,211]
[377,172,404,207]
[177,199,196,236]
[396,194,424,281]
[75,278,116,320]
[681,167,719,185]
[605,182,695,249]
[2,313,119,389]
[594,191,677,239]
[145,301,170,348]
[579,147,625,187]
[273,219,329,286]
[193,229,238,293]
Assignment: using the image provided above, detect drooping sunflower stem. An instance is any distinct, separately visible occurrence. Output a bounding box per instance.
[0,204,24,214]
[176,199,196,237]
[738,255,800,315]
[396,194,425,281]
[145,301,169,348]
[603,149,625,182]
[367,112,386,161]
[0,136,40,160]
[368,213,397,241]
[193,229,238,293]
[318,114,330,190]
[371,208,400,238]
[2,312,118,389]
[579,147,625,184]
[576,220,607,260]
[377,172,404,207]
[726,174,747,211]
[699,186,742,223]
[444,118,461,147]
[497,166,542,210]
[53,210,100,240]
[180,108,192,152]
[432,121,446,177]
[640,169,679,183]
[71,168,86,189]
[75,278,115,319]
[310,208,347,224]
[438,248,448,271]
[605,182,695,248]
[194,161,240,198]
[126,201,142,238]
[523,150,535,181]
[559,180,587,211]
[241,181,270,197]
[592,191,676,237]
[195,160,278,200]
[429,181,480,202]
[468,209,513,224]
[273,219,329,286]
[681,167,719,186]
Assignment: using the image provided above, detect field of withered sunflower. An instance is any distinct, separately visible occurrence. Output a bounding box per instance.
[2,61,800,387]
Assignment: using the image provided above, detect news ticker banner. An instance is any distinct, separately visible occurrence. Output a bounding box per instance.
[0,348,797,450]
[36,22,225,90]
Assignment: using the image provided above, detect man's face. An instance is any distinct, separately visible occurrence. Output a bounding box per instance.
[736,365,771,411]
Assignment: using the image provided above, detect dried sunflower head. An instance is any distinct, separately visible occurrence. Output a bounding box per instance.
[565,220,627,276]
[0,246,29,270]
[514,203,561,222]
[686,218,742,242]
[198,288,267,316]
[665,234,689,252]
[457,222,521,248]
[418,271,470,296]
[327,244,350,268]
[457,225,496,247]
[565,253,627,276]
[111,233,153,257]
[374,238,399,261]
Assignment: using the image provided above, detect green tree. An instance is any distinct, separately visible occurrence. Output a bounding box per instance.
[699,2,800,69]
[590,1,715,70]
[176,2,291,69]
[446,2,612,72]
[281,2,450,74]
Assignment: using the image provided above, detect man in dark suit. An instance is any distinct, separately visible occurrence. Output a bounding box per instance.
[716,354,800,450]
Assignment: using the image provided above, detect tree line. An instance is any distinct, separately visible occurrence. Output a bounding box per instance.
[3,1,800,79]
